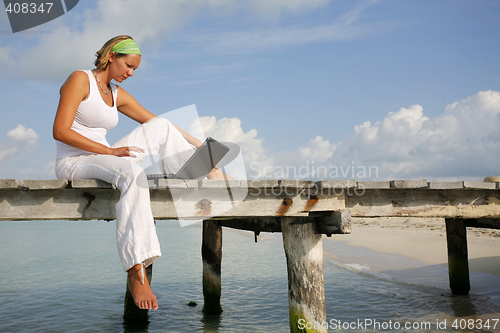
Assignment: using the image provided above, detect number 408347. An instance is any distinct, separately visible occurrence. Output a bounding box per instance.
[451,318,498,330]
[5,2,53,14]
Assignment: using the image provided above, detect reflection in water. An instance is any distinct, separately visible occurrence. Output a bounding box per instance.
[201,312,222,333]
[449,295,478,317]
[123,319,150,333]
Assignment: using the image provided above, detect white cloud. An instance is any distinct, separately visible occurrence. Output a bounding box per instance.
[334,90,500,181]
[14,0,236,79]
[2,91,496,181]
[199,115,269,165]
[0,125,40,164]
[198,115,338,179]
[7,125,39,143]
[5,0,388,79]
[199,91,500,181]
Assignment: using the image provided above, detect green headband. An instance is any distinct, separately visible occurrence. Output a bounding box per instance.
[111,39,141,56]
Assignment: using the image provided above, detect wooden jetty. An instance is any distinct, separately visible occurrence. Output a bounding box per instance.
[1,178,500,332]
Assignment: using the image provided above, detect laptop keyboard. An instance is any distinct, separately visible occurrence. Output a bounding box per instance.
[146,174,176,180]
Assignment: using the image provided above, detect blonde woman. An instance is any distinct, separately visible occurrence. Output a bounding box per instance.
[53,35,230,310]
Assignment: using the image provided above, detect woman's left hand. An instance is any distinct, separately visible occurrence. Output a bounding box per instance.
[110,146,145,158]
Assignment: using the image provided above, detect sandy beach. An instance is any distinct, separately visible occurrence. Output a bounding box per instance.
[324,217,500,276]
[323,217,500,331]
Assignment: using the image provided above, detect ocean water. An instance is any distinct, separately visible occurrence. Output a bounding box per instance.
[0,221,499,333]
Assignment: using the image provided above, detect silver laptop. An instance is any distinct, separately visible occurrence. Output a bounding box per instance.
[147,137,230,180]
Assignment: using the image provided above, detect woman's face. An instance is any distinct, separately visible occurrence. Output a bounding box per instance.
[108,53,141,83]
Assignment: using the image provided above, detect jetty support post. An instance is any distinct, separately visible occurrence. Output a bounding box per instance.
[282,217,327,333]
[202,219,223,314]
[445,218,470,295]
[124,264,153,321]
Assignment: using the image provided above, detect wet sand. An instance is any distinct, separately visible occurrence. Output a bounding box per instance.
[324,217,500,275]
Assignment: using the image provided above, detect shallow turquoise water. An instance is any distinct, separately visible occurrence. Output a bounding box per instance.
[0,221,499,332]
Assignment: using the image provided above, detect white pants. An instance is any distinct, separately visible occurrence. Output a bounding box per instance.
[55,117,195,271]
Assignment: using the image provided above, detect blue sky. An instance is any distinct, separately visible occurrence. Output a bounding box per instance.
[1,0,499,181]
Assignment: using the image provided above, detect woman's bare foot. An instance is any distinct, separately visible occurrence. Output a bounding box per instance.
[127,264,158,310]
[207,168,236,180]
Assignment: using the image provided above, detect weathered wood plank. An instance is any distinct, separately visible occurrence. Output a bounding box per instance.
[1,179,500,222]
[316,180,356,189]
[427,182,463,189]
[158,178,198,189]
[463,181,496,189]
[463,218,500,230]
[0,179,26,189]
[71,179,113,188]
[23,179,68,190]
[357,181,391,189]
[217,217,282,233]
[0,188,119,220]
[348,189,500,219]
[279,180,316,189]
[243,180,280,188]
[390,179,427,189]
[312,210,351,236]
[200,179,241,188]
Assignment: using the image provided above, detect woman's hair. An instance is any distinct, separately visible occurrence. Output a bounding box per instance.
[94,35,134,70]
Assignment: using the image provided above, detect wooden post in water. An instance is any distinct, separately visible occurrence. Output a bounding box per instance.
[445,218,470,295]
[123,264,153,321]
[202,219,223,314]
[281,217,326,333]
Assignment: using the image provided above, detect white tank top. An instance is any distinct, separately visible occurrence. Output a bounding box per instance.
[56,70,119,159]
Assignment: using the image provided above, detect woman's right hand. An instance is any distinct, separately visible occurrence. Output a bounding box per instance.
[110,146,145,158]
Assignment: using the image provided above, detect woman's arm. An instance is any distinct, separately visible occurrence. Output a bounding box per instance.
[53,72,143,157]
[116,86,203,148]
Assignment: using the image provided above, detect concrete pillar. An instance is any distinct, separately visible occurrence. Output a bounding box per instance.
[202,219,223,314]
[281,217,327,333]
[445,218,470,295]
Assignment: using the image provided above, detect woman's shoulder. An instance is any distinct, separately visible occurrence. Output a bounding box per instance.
[68,70,91,81]
[60,70,90,95]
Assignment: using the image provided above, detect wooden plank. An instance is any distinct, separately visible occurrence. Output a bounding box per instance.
[200,179,241,188]
[279,180,316,189]
[71,179,113,188]
[316,180,356,189]
[348,189,500,219]
[157,179,198,189]
[463,181,496,189]
[0,188,119,220]
[0,179,26,189]
[312,210,351,236]
[23,179,68,190]
[428,182,463,189]
[463,218,500,230]
[390,179,427,189]
[356,181,391,189]
[1,179,500,221]
[217,217,282,233]
[243,180,280,188]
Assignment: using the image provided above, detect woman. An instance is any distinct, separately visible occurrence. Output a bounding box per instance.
[53,35,229,311]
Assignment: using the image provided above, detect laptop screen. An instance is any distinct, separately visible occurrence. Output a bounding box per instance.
[174,137,230,179]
